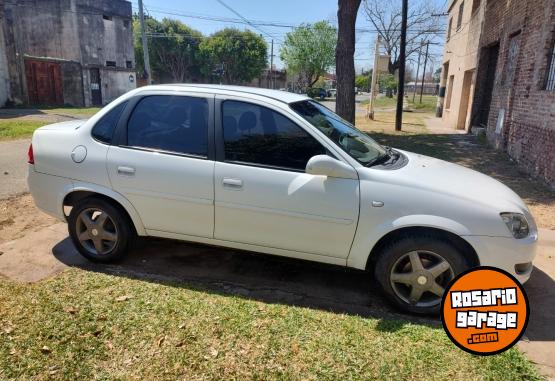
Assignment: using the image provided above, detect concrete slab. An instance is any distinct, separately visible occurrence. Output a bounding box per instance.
[0,223,81,282]
[519,230,555,380]
[0,138,31,199]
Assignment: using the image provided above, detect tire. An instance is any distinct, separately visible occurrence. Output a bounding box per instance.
[68,197,132,263]
[374,235,469,315]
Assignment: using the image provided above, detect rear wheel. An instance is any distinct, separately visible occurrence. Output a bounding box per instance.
[374,235,469,315]
[68,197,132,263]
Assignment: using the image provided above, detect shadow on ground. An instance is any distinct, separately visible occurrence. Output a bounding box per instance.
[523,266,555,342]
[51,235,555,341]
[52,236,437,328]
[0,108,46,119]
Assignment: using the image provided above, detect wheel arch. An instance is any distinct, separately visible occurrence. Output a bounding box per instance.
[365,226,480,271]
[62,184,146,236]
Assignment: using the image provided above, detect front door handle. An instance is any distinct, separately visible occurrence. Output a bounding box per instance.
[222,177,243,190]
[117,166,135,176]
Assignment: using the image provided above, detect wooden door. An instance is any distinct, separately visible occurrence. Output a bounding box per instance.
[24,59,63,105]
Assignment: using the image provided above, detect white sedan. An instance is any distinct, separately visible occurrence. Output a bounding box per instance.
[27,85,538,314]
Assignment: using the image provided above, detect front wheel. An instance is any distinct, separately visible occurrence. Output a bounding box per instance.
[68,197,132,263]
[374,236,469,315]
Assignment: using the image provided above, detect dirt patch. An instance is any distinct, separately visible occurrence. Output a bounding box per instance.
[0,194,57,244]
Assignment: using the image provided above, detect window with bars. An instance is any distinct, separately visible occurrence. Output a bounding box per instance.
[546,38,555,91]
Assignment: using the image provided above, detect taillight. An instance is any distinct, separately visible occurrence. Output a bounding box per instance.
[27,144,34,164]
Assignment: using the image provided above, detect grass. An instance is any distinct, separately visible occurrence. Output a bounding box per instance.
[0,120,48,140]
[359,95,437,112]
[40,107,100,116]
[0,270,542,380]
[8,105,101,116]
[407,95,437,112]
[355,109,431,135]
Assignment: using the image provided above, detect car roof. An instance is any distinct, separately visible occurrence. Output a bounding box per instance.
[135,84,309,104]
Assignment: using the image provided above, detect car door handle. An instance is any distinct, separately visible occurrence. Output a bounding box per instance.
[117,166,135,176]
[222,178,243,189]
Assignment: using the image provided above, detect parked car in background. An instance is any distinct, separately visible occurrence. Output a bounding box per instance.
[28,85,538,315]
[307,87,327,100]
[327,88,337,98]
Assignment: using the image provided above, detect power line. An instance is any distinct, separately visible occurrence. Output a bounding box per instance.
[130,5,445,35]
[214,0,274,40]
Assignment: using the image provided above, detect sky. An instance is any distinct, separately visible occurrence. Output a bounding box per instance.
[130,0,447,74]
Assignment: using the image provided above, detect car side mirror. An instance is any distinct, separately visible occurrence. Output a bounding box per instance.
[306,155,358,180]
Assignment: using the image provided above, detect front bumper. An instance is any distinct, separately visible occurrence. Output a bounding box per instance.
[463,233,538,283]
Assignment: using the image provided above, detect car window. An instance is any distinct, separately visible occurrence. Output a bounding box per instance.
[91,101,127,144]
[222,101,326,171]
[127,95,208,157]
[290,100,387,166]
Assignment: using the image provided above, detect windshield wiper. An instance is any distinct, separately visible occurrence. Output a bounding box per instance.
[365,151,391,167]
[365,146,398,167]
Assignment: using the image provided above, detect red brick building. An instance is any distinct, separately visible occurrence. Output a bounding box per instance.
[471,0,555,189]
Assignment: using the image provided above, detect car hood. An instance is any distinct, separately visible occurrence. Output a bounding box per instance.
[38,119,87,131]
[362,150,529,214]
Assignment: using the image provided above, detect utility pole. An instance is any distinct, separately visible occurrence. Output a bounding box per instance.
[395,0,408,131]
[419,40,430,104]
[413,40,424,103]
[269,39,274,89]
[367,35,381,120]
[138,0,152,84]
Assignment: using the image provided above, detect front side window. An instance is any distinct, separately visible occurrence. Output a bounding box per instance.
[290,100,387,166]
[91,101,127,144]
[546,36,555,90]
[127,95,208,157]
[222,101,326,171]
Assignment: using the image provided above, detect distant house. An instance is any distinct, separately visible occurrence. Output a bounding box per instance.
[248,68,287,90]
[404,82,438,96]
[0,0,136,107]
[438,0,555,189]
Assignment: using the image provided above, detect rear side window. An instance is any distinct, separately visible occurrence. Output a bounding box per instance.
[127,95,208,157]
[91,101,127,144]
[222,101,325,171]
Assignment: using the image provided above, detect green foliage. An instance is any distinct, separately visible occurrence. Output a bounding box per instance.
[355,73,372,92]
[199,28,267,84]
[134,17,203,82]
[0,120,47,140]
[280,21,337,89]
[379,74,398,97]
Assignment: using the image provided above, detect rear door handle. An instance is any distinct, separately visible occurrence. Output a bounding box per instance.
[222,177,243,190]
[117,166,135,176]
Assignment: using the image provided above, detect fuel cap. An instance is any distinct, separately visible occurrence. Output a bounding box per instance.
[71,145,87,163]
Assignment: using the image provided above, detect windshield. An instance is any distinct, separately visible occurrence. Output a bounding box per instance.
[290,100,387,165]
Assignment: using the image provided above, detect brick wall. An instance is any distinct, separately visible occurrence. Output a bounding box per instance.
[473,0,555,189]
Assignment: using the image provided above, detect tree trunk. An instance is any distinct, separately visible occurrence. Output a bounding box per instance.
[335,0,361,124]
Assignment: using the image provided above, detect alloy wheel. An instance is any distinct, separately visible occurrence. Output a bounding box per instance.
[389,250,455,308]
[75,208,119,255]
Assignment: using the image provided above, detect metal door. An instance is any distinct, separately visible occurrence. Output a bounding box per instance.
[90,68,102,106]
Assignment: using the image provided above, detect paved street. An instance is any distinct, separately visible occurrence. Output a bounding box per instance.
[320,93,370,114]
[0,138,31,198]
